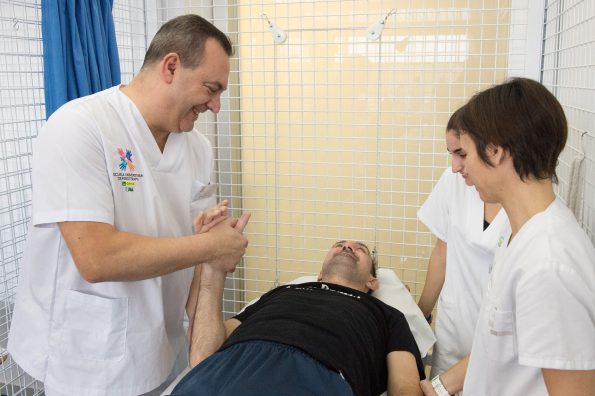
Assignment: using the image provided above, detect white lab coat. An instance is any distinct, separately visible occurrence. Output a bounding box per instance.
[418,169,509,377]
[8,86,216,396]
[464,198,595,395]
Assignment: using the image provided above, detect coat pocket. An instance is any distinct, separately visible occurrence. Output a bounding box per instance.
[59,290,128,361]
[190,180,218,219]
[485,306,516,363]
[190,180,217,201]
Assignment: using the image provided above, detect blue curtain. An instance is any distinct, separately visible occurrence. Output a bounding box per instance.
[42,0,121,119]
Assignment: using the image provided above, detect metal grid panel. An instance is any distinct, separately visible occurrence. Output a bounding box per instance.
[0,0,44,393]
[113,0,147,84]
[141,0,533,314]
[0,1,147,393]
[12,0,592,391]
[543,0,595,243]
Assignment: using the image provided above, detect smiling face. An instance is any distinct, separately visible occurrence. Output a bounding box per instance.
[318,240,378,292]
[445,130,473,186]
[170,38,230,133]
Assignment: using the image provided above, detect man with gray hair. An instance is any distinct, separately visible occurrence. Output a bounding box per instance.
[9,14,249,396]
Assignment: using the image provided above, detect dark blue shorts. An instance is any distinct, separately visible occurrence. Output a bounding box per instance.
[171,340,354,396]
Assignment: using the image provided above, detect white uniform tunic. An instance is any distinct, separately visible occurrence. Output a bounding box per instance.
[418,169,509,377]
[8,86,216,396]
[464,198,595,395]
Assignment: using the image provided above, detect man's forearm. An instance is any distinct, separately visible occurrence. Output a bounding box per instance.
[58,216,248,283]
[189,264,228,367]
[186,265,203,341]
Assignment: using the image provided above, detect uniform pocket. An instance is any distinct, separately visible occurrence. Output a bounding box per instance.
[485,307,516,363]
[190,180,217,201]
[60,290,128,361]
[190,180,218,219]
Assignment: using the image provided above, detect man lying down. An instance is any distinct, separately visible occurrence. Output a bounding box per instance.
[172,240,425,396]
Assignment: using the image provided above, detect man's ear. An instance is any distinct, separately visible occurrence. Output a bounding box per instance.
[161,53,179,83]
[366,277,379,292]
[317,272,323,282]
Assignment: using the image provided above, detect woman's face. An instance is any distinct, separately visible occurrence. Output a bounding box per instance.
[445,130,473,186]
[459,133,500,203]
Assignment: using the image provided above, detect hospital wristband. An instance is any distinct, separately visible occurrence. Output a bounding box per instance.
[431,375,451,396]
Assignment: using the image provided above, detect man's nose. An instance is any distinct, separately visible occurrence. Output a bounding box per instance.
[342,245,353,252]
[207,95,221,113]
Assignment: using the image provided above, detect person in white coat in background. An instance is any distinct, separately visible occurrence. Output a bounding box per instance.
[8,14,250,396]
[451,77,593,395]
[417,107,509,396]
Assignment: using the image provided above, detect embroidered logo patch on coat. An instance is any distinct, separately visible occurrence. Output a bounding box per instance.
[113,147,143,192]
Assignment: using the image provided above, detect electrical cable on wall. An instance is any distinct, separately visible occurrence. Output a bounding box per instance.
[367,9,397,264]
[262,13,287,287]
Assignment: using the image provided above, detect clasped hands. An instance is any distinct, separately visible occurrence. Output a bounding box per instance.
[192,200,251,273]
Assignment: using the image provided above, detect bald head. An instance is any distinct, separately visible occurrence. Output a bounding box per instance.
[318,240,378,293]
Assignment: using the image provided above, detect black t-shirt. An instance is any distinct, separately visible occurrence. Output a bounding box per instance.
[222,282,425,396]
